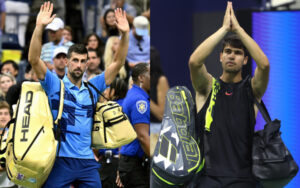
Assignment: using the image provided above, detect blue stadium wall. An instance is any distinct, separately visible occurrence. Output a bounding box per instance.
[252,11,300,187]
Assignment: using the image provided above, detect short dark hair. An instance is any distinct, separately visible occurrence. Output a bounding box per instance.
[25,63,32,74]
[87,48,99,58]
[1,60,19,71]
[64,26,72,35]
[67,44,88,59]
[110,78,128,100]
[132,63,149,82]
[222,34,248,56]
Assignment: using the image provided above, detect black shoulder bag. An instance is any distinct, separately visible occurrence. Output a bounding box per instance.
[251,91,299,187]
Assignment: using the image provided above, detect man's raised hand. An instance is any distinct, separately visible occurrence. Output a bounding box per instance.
[229,2,241,32]
[115,8,130,34]
[222,1,231,32]
[36,1,56,27]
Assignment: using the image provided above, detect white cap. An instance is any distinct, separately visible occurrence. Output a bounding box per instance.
[133,16,149,36]
[53,47,68,58]
[46,18,64,31]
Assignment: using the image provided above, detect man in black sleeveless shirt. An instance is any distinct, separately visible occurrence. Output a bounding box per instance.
[188,2,270,187]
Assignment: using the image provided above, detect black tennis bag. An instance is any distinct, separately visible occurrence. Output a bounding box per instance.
[252,100,299,188]
[151,86,204,187]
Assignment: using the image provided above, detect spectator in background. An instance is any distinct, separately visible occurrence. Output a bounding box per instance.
[1,60,19,80]
[101,0,136,25]
[0,73,16,101]
[150,46,169,133]
[83,48,103,81]
[41,17,73,69]
[0,101,16,188]
[84,33,105,59]
[100,9,119,43]
[117,63,150,188]
[4,0,30,47]
[98,78,128,188]
[104,36,130,83]
[52,46,68,79]
[142,9,150,20]
[23,64,37,82]
[62,26,73,43]
[6,64,38,108]
[127,16,150,68]
[0,0,5,62]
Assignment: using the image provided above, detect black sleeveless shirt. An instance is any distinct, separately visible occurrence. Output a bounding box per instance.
[196,77,255,177]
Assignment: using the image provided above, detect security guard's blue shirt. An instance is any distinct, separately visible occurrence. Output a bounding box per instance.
[40,69,107,159]
[120,85,150,158]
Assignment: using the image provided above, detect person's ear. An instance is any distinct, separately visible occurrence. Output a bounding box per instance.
[220,52,223,62]
[138,75,144,83]
[243,56,248,65]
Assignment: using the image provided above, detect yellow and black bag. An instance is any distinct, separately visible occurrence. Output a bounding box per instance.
[85,82,137,149]
[151,86,204,187]
[0,80,64,188]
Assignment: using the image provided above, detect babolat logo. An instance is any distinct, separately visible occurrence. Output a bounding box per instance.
[168,91,198,162]
[20,91,33,142]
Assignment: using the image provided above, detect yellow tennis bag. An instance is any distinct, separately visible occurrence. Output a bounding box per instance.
[0,81,64,188]
[92,101,137,149]
[84,82,137,149]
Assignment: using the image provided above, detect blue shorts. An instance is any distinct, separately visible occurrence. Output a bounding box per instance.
[43,157,101,188]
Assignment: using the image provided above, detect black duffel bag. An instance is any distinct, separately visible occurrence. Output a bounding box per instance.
[252,99,299,188]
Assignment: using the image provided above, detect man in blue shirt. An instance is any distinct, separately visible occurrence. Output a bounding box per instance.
[40,17,73,70]
[28,2,129,187]
[117,63,150,188]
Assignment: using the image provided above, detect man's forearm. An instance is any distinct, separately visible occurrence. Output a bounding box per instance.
[235,27,269,69]
[113,32,129,67]
[189,27,228,67]
[28,25,44,65]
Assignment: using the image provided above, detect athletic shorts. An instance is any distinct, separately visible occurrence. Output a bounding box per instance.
[43,157,101,188]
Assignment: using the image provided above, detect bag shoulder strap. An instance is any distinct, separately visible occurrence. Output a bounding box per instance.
[85,81,109,101]
[205,77,220,132]
[54,80,64,125]
[54,80,65,156]
[84,82,95,110]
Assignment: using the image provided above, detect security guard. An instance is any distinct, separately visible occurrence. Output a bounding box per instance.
[117,63,150,188]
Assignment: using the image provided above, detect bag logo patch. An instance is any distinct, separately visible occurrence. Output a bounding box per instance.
[136,100,147,114]
[17,173,25,180]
